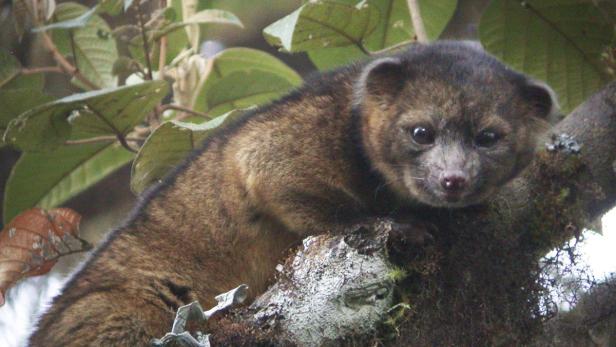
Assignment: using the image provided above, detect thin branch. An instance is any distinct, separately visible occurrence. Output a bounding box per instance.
[158,0,168,79]
[64,135,143,146]
[136,0,154,80]
[21,66,64,75]
[406,0,428,43]
[158,35,167,80]
[85,106,139,153]
[370,39,415,55]
[159,104,210,120]
[40,32,99,89]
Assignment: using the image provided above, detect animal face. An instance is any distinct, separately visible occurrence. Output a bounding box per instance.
[356,42,554,207]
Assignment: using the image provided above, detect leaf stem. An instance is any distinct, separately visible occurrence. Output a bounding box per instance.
[64,135,143,146]
[21,66,64,75]
[136,0,154,80]
[85,106,139,153]
[370,40,415,56]
[40,32,99,89]
[406,0,428,43]
[159,104,210,120]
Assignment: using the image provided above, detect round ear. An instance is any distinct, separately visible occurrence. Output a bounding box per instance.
[354,57,407,107]
[521,80,560,120]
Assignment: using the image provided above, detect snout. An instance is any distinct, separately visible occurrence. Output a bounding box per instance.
[438,171,469,202]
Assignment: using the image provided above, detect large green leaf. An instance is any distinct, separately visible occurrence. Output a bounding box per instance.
[51,2,118,89]
[3,142,134,224]
[305,0,457,69]
[263,0,380,53]
[0,49,46,91]
[130,108,246,193]
[4,81,168,151]
[192,48,302,116]
[479,0,614,113]
[0,89,54,146]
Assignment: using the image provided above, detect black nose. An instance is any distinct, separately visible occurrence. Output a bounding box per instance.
[440,173,468,192]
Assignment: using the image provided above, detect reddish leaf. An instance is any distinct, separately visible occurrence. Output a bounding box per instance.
[0,208,91,306]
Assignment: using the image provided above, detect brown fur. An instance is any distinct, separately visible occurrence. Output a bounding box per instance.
[29,42,555,346]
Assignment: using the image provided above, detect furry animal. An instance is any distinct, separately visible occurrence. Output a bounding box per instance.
[29,41,556,346]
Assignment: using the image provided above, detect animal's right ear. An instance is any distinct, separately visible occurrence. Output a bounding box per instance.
[355,57,407,107]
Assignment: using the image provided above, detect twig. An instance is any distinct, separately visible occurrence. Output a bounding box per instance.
[85,106,139,153]
[136,0,154,80]
[370,40,415,56]
[159,104,210,120]
[158,36,167,79]
[158,0,168,80]
[406,0,428,43]
[21,66,63,75]
[64,135,143,146]
[40,32,99,89]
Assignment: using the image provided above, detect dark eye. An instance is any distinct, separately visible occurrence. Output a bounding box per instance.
[475,130,501,148]
[411,126,435,145]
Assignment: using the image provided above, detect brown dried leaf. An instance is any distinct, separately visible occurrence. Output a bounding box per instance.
[0,208,91,306]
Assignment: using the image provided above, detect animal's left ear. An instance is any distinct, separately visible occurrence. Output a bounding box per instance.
[355,57,407,107]
[521,81,559,119]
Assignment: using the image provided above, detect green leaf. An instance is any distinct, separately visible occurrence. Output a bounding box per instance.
[4,81,168,151]
[479,0,614,113]
[364,0,456,50]
[12,0,31,38]
[0,89,54,146]
[3,141,134,224]
[98,0,124,16]
[192,48,302,116]
[33,5,97,32]
[263,0,379,53]
[131,108,246,193]
[152,8,242,45]
[51,2,119,89]
[306,0,457,69]
[0,49,46,91]
[307,45,367,70]
[128,8,240,71]
[0,49,22,89]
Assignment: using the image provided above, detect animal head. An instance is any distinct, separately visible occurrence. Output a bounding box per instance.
[355,42,556,208]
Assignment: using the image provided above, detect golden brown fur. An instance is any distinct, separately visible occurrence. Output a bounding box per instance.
[29,42,555,346]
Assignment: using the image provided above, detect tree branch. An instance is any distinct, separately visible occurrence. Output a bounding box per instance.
[136,0,154,80]
[406,0,428,43]
[21,66,63,75]
[40,32,99,90]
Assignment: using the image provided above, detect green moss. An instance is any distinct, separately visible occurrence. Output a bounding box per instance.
[387,266,408,282]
